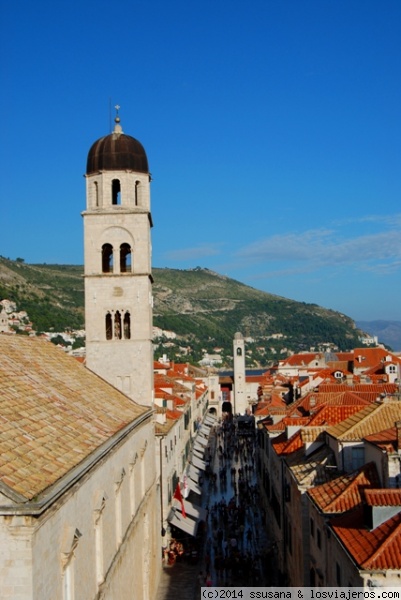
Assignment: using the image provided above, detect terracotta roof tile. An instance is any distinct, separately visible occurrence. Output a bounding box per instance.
[0,335,148,501]
[271,427,326,456]
[308,462,380,513]
[365,489,401,507]
[318,383,399,396]
[327,401,401,441]
[331,507,401,570]
[265,417,310,432]
[307,404,367,426]
[272,430,304,455]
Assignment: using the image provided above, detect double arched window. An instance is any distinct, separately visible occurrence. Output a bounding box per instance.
[102,243,132,273]
[105,311,131,340]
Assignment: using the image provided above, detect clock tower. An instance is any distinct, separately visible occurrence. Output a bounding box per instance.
[233,331,246,414]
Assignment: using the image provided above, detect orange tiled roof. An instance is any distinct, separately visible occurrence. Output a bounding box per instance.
[154,373,190,395]
[166,408,183,420]
[308,462,380,513]
[327,401,401,441]
[307,404,367,427]
[285,390,366,419]
[364,425,399,453]
[279,353,323,366]
[353,348,401,369]
[254,402,272,417]
[272,427,326,456]
[265,417,310,432]
[318,383,398,395]
[331,507,401,570]
[154,360,169,370]
[273,431,304,455]
[365,488,401,507]
[0,334,149,501]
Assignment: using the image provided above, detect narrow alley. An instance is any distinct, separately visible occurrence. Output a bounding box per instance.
[156,415,275,600]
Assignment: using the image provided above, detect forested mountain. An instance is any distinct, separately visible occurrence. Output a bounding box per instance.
[0,257,369,365]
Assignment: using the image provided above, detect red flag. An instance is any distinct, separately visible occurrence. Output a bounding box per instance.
[173,483,186,518]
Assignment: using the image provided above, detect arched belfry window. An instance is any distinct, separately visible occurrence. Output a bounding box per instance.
[94,181,99,207]
[114,311,122,339]
[105,311,131,340]
[120,243,132,273]
[112,179,121,205]
[135,180,140,206]
[124,312,131,339]
[102,244,113,273]
[105,313,113,340]
[237,347,242,356]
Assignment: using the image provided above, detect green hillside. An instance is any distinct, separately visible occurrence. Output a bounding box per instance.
[0,257,366,365]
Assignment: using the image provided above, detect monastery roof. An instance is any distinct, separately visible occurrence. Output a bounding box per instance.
[307,462,380,513]
[0,334,149,501]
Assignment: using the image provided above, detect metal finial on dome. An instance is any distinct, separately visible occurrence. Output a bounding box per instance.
[113,104,123,134]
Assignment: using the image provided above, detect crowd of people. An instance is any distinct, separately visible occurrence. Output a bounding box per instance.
[199,414,267,586]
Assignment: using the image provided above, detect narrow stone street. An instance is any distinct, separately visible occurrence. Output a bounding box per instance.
[156,416,273,600]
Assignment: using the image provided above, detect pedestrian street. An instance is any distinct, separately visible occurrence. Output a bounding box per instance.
[156,415,276,600]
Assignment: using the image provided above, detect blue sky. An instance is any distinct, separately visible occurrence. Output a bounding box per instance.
[1,1,400,322]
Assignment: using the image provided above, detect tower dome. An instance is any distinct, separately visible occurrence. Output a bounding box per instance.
[86,115,149,175]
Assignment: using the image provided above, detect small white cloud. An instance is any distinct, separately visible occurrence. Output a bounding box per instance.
[236,218,401,273]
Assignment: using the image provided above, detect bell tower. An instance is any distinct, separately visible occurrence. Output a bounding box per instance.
[233,331,246,414]
[83,109,153,406]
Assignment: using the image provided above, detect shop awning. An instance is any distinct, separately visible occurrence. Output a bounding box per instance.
[195,434,208,447]
[200,423,211,432]
[191,455,207,471]
[186,476,202,495]
[168,510,198,537]
[192,445,204,458]
[188,465,200,483]
[178,499,207,521]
